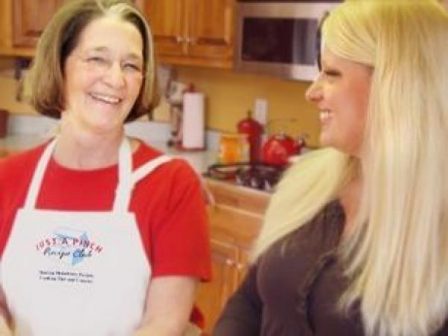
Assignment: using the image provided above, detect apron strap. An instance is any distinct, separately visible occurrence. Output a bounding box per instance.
[113,138,133,213]
[24,139,58,209]
[113,155,172,213]
[24,136,170,214]
[25,137,133,211]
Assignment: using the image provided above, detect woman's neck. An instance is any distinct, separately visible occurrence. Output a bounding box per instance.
[52,121,127,170]
[339,175,363,239]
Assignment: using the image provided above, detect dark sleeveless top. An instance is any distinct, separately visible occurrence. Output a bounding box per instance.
[213,201,448,336]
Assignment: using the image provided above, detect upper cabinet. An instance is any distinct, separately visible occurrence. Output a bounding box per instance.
[145,0,235,69]
[12,0,64,48]
[0,0,144,57]
[0,0,64,56]
[0,0,235,68]
[0,1,31,56]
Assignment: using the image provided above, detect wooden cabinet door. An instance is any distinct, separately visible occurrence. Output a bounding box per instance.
[196,238,239,335]
[187,0,235,66]
[13,0,64,47]
[197,180,268,333]
[145,0,186,57]
[145,0,235,68]
[238,248,252,282]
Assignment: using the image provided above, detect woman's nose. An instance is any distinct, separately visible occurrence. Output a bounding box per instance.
[103,62,125,88]
[305,80,322,103]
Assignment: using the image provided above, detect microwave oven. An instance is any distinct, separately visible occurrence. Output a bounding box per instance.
[234,1,340,81]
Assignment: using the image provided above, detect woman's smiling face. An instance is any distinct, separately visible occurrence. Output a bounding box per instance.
[63,15,144,135]
[306,47,373,157]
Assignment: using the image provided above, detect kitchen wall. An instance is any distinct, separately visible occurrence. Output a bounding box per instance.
[0,57,321,147]
[0,58,34,115]
[176,66,320,146]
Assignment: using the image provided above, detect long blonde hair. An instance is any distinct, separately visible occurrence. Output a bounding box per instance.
[254,1,448,335]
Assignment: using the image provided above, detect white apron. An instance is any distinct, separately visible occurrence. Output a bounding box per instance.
[1,138,171,336]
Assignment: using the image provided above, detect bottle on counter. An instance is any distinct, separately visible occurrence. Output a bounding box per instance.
[237,110,264,163]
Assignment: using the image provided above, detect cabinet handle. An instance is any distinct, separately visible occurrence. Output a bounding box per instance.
[236,263,245,270]
[225,259,235,266]
[186,37,197,45]
[176,36,185,43]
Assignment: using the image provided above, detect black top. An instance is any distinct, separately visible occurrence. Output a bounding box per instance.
[213,201,448,336]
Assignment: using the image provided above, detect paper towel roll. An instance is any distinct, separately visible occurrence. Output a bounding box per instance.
[182,92,205,149]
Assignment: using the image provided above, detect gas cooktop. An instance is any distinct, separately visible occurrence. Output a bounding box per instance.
[205,162,286,192]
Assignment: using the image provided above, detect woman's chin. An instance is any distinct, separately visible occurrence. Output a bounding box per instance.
[319,133,333,148]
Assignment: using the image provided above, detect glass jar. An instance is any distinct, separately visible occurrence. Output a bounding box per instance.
[218,133,249,164]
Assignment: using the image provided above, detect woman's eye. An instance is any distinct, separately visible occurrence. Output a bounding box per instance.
[123,63,142,72]
[86,56,107,64]
[322,69,341,77]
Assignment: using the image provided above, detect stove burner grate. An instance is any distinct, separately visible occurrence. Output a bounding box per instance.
[205,163,285,191]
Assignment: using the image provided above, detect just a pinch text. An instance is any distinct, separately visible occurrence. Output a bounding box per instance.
[35,237,103,254]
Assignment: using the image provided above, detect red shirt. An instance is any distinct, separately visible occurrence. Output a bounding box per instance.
[0,140,211,280]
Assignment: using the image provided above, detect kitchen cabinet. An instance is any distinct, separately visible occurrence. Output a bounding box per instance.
[196,178,269,334]
[0,0,34,56]
[145,0,235,69]
[0,0,145,57]
[12,0,64,49]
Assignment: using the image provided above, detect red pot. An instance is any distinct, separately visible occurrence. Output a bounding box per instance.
[262,133,303,166]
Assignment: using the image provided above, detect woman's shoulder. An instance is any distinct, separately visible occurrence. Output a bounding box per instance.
[133,141,200,184]
[314,200,346,234]
[0,143,47,205]
[0,143,47,181]
[277,200,345,255]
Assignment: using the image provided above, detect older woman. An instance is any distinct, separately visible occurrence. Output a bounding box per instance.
[214,1,448,335]
[0,1,210,335]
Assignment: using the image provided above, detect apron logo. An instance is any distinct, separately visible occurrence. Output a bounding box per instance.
[35,228,103,266]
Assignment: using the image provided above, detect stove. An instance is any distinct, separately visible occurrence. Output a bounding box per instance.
[205,163,285,192]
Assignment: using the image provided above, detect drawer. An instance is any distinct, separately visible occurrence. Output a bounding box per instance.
[204,178,270,215]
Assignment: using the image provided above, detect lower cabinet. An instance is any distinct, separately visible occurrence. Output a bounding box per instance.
[196,179,270,334]
[195,238,239,332]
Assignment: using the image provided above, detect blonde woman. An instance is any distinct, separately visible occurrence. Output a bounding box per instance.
[214,1,448,335]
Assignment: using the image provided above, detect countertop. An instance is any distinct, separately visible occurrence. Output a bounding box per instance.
[0,116,223,174]
[0,134,274,197]
[0,134,218,174]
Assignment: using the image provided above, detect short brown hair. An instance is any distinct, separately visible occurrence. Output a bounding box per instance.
[25,0,157,122]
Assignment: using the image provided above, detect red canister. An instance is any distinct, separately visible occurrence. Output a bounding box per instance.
[237,111,264,163]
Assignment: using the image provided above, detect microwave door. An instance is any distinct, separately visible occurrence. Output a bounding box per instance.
[233,2,339,81]
[236,17,319,81]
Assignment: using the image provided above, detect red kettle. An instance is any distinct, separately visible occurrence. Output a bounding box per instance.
[262,133,304,166]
